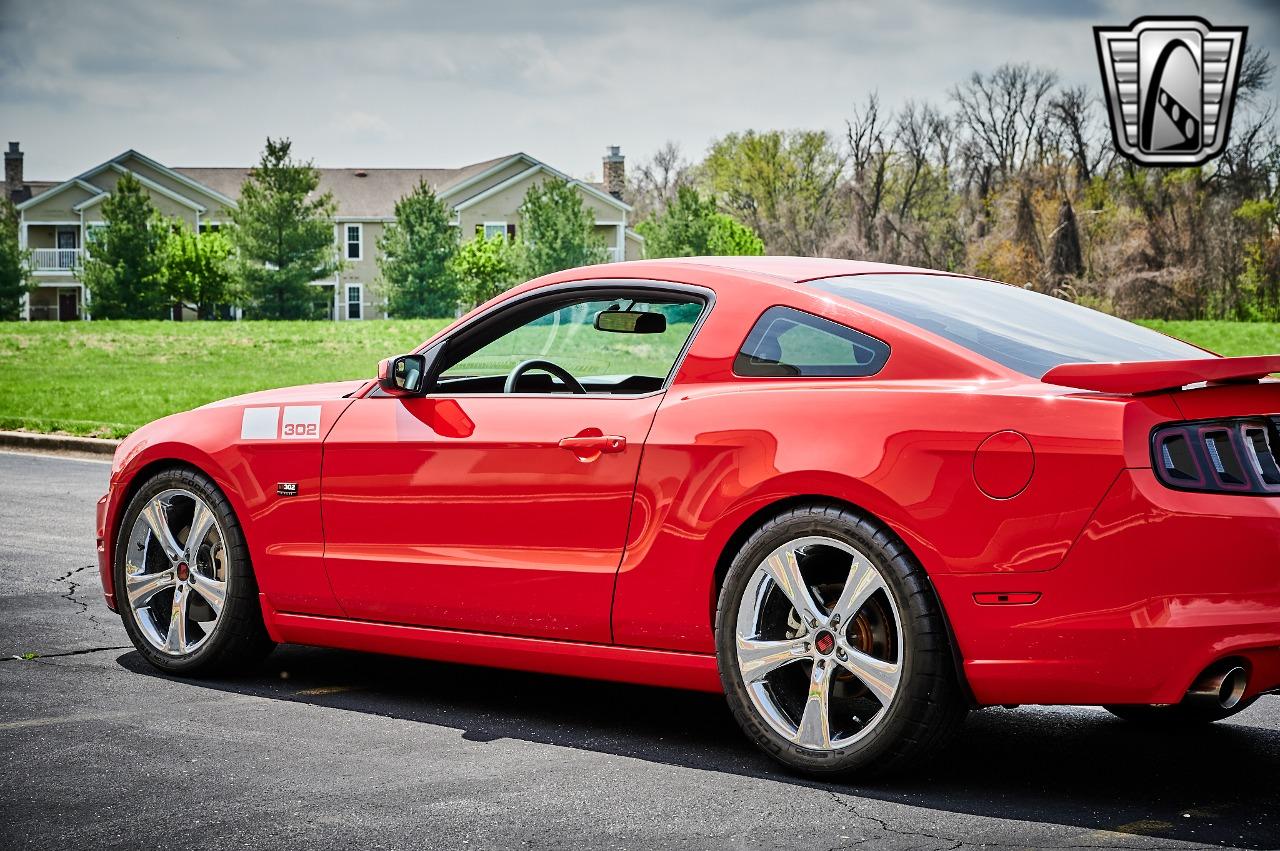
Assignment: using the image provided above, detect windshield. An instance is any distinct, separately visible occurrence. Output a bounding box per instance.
[805,274,1213,378]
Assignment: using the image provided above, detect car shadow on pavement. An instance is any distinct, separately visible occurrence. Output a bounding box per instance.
[119,644,1280,848]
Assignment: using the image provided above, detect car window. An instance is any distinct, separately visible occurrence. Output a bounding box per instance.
[806,274,1212,378]
[438,295,703,394]
[735,306,890,377]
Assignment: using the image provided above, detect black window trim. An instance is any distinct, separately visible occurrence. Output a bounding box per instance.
[407,278,717,399]
[732,303,892,380]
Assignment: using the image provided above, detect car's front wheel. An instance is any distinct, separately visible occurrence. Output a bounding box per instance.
[114,467,274,675]
[716,503,967,777]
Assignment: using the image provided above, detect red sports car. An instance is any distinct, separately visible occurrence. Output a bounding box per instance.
[97,257,1280,776]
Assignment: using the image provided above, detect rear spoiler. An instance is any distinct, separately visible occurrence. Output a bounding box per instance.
[1040,355,1280,395]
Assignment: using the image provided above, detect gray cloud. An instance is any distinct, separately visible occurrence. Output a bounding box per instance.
[2,0,1276,181]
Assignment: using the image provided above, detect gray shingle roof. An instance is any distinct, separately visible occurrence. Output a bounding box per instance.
[175,154,513,218]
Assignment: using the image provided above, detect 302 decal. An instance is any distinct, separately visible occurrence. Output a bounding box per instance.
[240,405,323,440]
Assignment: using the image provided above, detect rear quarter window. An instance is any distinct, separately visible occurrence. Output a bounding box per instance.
[734,306,890,377]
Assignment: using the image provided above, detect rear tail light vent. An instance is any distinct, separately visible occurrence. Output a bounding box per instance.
[1152,417,1280,495]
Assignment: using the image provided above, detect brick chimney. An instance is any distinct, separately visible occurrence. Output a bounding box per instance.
[4,142,23,202]
[603,146,625,201]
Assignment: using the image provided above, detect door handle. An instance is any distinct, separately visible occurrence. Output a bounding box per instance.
[558,430,626,461]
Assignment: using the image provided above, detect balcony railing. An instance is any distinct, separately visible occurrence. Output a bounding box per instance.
[30,248,82,272]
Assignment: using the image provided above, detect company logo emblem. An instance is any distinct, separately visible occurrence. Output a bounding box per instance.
[1094,17,1246,166]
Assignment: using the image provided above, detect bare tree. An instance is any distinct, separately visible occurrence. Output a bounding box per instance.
[1238,45,1275,103]
[628,141,694,220]
[1049,85,1105,187]
[950,63,1058,183]
[844,93,891,251]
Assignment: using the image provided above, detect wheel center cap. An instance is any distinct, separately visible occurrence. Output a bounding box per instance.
[176,562,190,582]
[814,630,836,656]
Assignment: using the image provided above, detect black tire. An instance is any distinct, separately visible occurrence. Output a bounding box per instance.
[114,466,274,675]
[715,502,967,777]
[1103,699,1257,726]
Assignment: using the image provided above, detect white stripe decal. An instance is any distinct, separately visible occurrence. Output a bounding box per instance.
[240,407,280,440]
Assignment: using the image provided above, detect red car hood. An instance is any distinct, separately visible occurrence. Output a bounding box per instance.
[201,379,369,408]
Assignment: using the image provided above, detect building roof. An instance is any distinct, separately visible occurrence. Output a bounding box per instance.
[175,154,514,218]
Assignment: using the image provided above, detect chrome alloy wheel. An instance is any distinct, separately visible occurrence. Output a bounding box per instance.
[733,535,903,750]
[123,488,229,656]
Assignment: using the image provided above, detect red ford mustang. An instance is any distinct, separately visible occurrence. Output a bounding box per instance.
[97,257,1280,775]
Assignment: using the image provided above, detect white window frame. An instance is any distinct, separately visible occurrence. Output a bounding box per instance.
[344,223,363,261]
[482,221,508,241]
[346,283,363,321]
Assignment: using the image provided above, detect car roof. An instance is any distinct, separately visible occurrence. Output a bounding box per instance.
[609,256,942,283]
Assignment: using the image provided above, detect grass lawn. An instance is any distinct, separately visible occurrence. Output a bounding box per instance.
[0,320,447,438]
[1135,320,1280,357]
[0,319,1276,439]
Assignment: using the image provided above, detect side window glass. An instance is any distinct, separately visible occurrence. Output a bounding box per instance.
[734,306,889,377]
[438,295,703,394]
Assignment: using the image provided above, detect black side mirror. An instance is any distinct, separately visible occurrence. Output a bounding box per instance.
[377,353,427,396]
[594,309,667,334]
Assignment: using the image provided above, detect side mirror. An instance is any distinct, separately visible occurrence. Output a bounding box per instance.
[377,353,428,396]
[594,309,666,334]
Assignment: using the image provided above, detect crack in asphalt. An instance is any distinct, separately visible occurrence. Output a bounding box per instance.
[2,645,131,663]
[54,563,101,628]
[821,790,1203,851]
[824,790,969,850]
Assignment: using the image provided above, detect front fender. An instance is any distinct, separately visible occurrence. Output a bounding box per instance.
[99,398,353,619]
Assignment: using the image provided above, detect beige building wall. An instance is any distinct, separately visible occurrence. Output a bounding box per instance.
[22,184,96,221]
[445,158,535,202]
[625,231,644,260]
[331,220,390,320]
[455,172,629,260]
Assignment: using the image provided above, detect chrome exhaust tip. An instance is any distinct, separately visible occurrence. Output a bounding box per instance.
[1186,664,1248,710]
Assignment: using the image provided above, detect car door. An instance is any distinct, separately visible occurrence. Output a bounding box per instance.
[320,283,709,643]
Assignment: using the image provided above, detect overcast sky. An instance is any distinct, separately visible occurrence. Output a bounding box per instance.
[2,0,1277,182]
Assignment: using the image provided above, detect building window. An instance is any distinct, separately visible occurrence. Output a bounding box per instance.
[480,221,512,241]
[199,222,221,234]
[346,224,362,260]
[347,284,362,320]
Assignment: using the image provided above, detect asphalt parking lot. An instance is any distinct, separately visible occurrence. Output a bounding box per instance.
[1,450,1277,850]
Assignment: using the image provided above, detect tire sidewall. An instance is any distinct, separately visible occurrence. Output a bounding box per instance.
[716,509,936,775]
[114,468,247,674]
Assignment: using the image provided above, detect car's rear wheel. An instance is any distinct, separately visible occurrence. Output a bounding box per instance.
[715,503,967,777]
[1103,700,1257,726]
[114,467,273,675]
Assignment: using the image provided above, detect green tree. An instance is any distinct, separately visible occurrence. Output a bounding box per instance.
[518,178,608,278]
[230,138,339,319]
[0,199,34,321]
[378,180,459,318]
[703,130,845,255]
[636,186,764,258]
[160,225,236,319]
[80,172,168,319]
[451,234,524,308]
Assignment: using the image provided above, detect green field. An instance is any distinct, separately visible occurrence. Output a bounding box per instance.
[0,319,1276,439]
